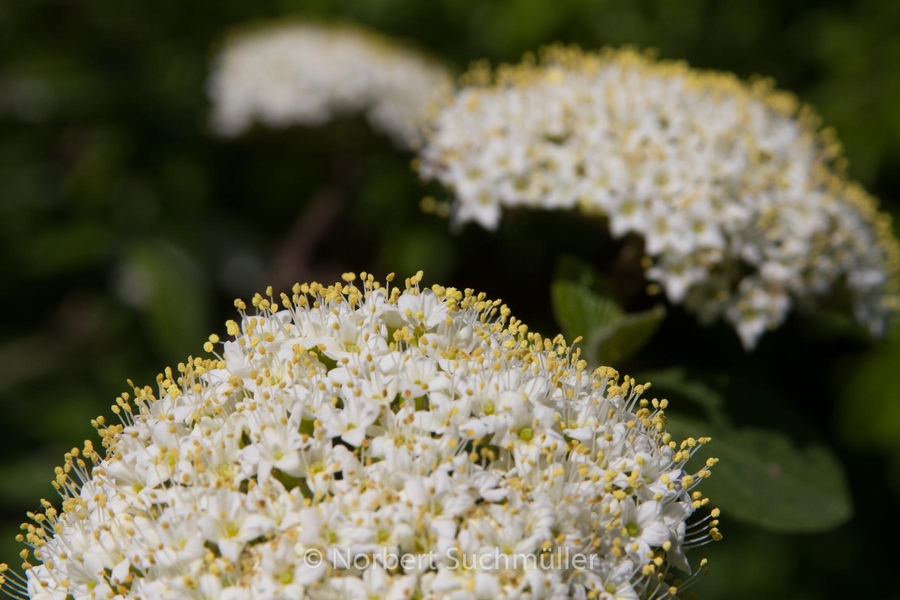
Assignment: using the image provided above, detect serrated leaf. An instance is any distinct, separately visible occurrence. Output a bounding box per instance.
[666,415,852,533]
[551,280,664,365]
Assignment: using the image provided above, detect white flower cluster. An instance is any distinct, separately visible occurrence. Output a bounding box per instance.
[417,47,900,348]
[3,273,719,600]
[208,21,452,149]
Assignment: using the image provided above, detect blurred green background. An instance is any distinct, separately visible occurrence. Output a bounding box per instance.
[2,0,900,598]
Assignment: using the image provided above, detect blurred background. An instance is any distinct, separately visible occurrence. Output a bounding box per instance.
[2,0,900,598]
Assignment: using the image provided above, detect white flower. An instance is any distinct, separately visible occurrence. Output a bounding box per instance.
[618,498,671,557]
[3,273,720,600]
[319,395,382,447]
[418,46,900,349]
[208,21,452,149]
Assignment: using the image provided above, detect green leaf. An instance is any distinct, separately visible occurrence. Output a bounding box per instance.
[666,415,852,533]
[551,280,622,345]
[592,305,665,365]
[553,254,615,298]
[123,241,209,362]
[639,368,730,426]
[551,280,664,365]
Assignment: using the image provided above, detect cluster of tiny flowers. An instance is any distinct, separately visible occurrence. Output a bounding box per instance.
[417,46,900,348]
[208,21,452,149]
[2,273,720,600]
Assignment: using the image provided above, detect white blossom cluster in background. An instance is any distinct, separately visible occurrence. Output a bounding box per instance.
[208,21,452,149]
[417,46,900,348]
[3,273,720,600]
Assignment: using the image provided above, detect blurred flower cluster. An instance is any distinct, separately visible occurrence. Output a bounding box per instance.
[209,22,452,149]
[418,47,900,348]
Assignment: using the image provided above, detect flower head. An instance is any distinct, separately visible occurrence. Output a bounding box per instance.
[208,21,452,149]
[2,273,719,600]
[417,46,900,348]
